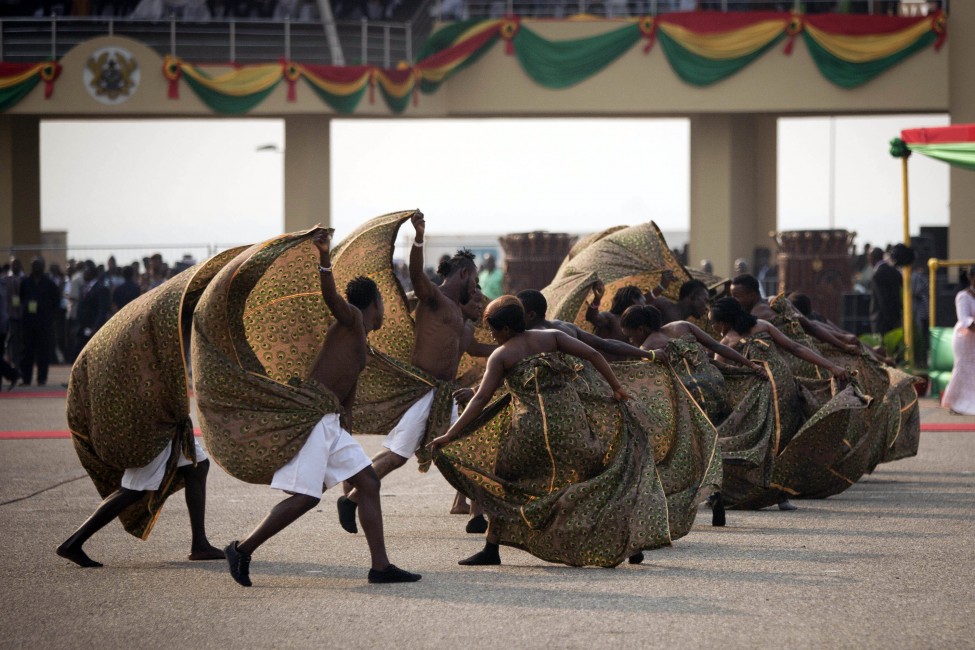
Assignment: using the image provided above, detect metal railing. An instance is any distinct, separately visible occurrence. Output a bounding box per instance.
[0,0,948,65]
[431,0,947,21]
[0,13,425,65]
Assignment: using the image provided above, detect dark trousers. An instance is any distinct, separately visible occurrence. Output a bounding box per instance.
[19,319,53,385]
[0,331,18,383]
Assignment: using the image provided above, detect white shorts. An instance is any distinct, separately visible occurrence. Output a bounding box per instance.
[270,413,372,500]
[121,439,208,492]
[383,388,459,459]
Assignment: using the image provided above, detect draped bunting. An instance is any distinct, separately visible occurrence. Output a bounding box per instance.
[896,124,975,171]
[0,62,61,112]
[0,11,947,114]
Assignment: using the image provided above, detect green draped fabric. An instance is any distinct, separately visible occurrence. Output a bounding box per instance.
[657,29,785,87]
[303,80,368,114]
[907,142,975,171]
[513,23,643,89]
[0,76,39,112]
[803,30,936,89]
[183,74,281,115]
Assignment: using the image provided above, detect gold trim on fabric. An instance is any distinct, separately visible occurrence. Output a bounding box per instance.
[68,428,90,442]
[770,482,799,496]
[764,360,782,456]
[534,371,557,494]
[827,467,856,486]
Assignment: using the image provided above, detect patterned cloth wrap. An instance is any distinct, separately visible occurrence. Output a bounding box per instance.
[192,210,455,480]
[331,210,468,470]
[66,247,244,539]
[542,222,693,330]
[768,294,920,472]
[192,228,348,485]
[717,332,868,509]
[665,333,735,426]
[435,352,721,567]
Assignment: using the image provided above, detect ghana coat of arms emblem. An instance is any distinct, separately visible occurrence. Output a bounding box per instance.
[83,47,141,104]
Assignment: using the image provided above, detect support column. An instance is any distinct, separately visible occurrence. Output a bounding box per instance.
[689,114,777,279]
[283,115,331,233]
[948,2,975,262]
[0,116,42,254]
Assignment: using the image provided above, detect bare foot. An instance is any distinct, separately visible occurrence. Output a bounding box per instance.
[56,543,103,568]
[450,493,471,515]
[188,545,226,561]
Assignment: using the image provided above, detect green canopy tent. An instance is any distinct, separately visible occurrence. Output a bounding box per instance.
[890,123,975,368]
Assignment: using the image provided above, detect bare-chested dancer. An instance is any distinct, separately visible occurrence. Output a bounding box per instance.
[648,278,712,325]
[223,231,420,586]
[338,212,484,532]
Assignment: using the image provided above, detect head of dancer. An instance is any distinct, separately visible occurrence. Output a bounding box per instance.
[484,295,526,344]
[437,249,479,305]
[678,279,710,319]
[461,284,487,322]
[709,297,757,338]
[619,305,663,347]
[346,276,384,331]
[729,274,762,312]
[515,289,547,328]
[610,285,645,316]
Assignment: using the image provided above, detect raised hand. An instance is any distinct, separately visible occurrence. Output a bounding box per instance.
[312,229,333,254]
[411,211,426,239]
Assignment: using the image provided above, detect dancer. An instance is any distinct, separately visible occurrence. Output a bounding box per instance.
[619,304,764,423]
[708,297,863,510]
[57,251,238,568]
[194,230,420,586]
[517,289,662,361]
[430,296,712,568]
[338,212,484,533]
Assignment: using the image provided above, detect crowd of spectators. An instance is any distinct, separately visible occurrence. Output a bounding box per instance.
[0,251,196,390]
[2,0,416,22]
[2,0,917,21]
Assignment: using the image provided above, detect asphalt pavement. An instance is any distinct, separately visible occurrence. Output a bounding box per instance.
[1,365,973,649]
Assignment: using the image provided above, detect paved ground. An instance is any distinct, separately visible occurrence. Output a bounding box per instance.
[1,366,974,649]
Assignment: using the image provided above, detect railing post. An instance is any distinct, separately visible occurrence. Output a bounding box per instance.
[650,0,657,15]
[577,0,584,17]
[285,16,291,60]
[868,0,875,14]
[1,20,5,62]
[360,18,367,65]
[108,18,113,36]
[229,19,236,62]
[51,14,57,61]
[507,0,513,15]
[721,0,728,12]
[384,24,390,68]
[170,12,176,57]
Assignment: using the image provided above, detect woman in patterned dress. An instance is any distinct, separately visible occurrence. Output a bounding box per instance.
[619,304,765,425]
[707,298,861,510]
[429,295,682,568]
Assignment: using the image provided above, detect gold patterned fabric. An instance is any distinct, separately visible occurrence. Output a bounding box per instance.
[610,359,723,541]
[66,248,244,539]
[192,230,345,485]
[767,294,920,473]
[542,222,691,328]
[665,333,734,425]
[717,332,868,509]
[435,353,721,566]
[766,295,827,380]
[352,347,456,472]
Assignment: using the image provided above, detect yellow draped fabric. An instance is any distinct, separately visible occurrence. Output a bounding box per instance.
[804,19,933,63]
[658,18,789,60]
